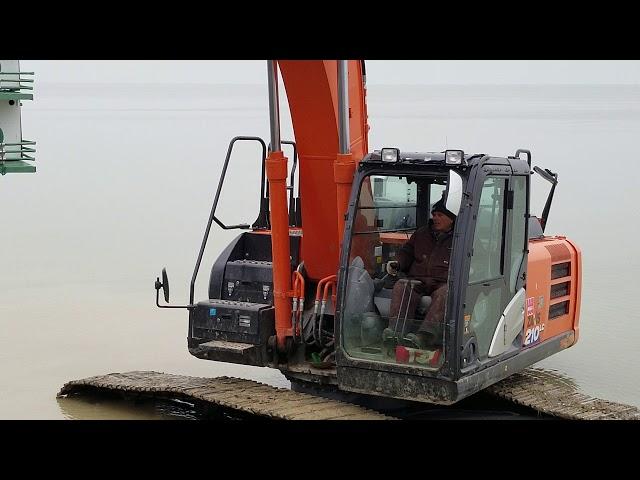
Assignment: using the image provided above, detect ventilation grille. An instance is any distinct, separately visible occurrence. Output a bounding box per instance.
[545,243,571,263]
[551,262,571,279]
[549,301,570,319]
[551,281,570,299]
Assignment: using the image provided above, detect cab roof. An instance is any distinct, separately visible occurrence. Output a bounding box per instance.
[364,150,486,166]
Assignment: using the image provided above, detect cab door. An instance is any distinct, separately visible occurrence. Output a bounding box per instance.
[462,171,527,364]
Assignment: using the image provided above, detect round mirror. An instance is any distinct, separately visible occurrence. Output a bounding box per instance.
[161,268,170,303]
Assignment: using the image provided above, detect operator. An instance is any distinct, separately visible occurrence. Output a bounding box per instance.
[382,199,456,349]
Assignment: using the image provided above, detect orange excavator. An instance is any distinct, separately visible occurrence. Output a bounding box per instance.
[155,61,581,404]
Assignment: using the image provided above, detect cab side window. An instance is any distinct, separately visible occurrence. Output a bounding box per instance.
[509,176,527,292]
[469,177,507,284]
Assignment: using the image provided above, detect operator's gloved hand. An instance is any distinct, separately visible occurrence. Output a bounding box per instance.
[386,261,399,276]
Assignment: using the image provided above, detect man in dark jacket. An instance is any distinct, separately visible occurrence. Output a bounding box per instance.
[383,199,455,349]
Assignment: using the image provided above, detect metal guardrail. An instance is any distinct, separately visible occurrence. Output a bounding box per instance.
[0,71,34,93]
[0,66,36,175]
[0,140,36,175]
[0,140,36,161]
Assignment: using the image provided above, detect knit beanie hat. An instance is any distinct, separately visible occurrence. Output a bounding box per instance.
[431,199,456,221]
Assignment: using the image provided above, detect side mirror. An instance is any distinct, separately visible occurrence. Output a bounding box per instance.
[532,166,558,232]
[161,268,170,302]
[444,170,463,217]
[155,267,170,303]
[154,267,189,310]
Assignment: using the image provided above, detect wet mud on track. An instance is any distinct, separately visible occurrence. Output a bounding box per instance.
[58,371,393,420]
[58,367,640,420]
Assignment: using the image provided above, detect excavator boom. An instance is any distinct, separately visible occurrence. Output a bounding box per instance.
[278,60,369,280]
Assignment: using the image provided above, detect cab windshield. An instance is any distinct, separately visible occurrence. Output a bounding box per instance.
[342,173,451,369]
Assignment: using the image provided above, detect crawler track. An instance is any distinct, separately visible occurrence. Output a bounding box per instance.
[58,371,394,420]
[58,368,640,420]
[487,368,640,420]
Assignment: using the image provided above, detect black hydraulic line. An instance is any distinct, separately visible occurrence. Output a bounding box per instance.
[318,306,326,347]
[321,346,335,363]
[310,312,318,346]
[305,299,319,346]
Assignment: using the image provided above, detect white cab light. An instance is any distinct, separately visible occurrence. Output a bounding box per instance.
[445,150,464,165]
[381,148,400,163]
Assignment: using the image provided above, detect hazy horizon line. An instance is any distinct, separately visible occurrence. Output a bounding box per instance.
[33,81,640,87]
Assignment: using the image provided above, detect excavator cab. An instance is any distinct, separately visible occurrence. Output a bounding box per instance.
[334,149,580,404]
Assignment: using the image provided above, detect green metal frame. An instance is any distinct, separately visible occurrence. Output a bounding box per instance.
[0,71,34,100]
[0,67,36,175]
[0,140,36,175]
[0,92,33,100]
[0,160,35,175]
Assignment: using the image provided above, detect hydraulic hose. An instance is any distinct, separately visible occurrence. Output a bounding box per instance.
[292,270,305,342]
[291,272,300,342]
[319,279,336,347]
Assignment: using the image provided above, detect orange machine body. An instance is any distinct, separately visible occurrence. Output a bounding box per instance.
[278,60,369,282]
[525,236,582,349]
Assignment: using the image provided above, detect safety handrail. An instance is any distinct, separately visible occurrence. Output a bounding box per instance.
[189,136,267,304]
[515,149,532,167]
[0,71,35,92]
[0,140,36,161]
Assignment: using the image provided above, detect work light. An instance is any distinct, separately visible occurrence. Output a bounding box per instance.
[381,148,400,162]
[445,150,464,165]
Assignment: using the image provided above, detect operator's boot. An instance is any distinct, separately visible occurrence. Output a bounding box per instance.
[402,332,430,350]
[381,328,398,357]
[418,322,444,348]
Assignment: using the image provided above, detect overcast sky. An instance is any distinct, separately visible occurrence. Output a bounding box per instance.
[18,60,640,85]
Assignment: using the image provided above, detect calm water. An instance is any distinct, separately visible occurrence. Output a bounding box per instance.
[1,82,639,419]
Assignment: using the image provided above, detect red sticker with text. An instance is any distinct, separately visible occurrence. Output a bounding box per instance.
[526,297,535,315]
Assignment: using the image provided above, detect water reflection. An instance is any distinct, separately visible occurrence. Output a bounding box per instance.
[57,393,199,420]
